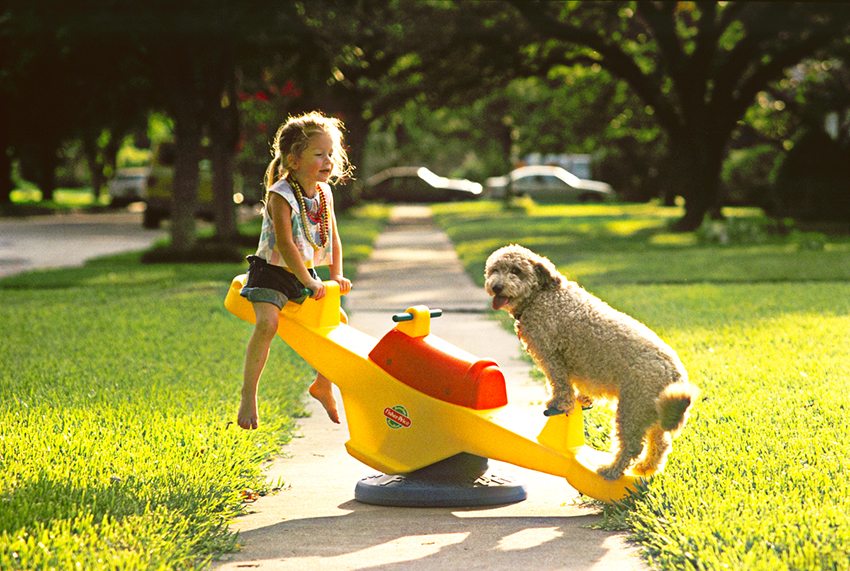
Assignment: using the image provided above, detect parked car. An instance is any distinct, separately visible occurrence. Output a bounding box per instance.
[485,165,614,203]
[142,142,259,228]
[108,167,150,207]
[364,166,483,203]
[142,142,213,228]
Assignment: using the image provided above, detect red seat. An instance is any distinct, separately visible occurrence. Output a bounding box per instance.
[369,329,508,409]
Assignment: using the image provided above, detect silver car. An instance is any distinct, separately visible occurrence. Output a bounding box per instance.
[108,167,150,207]
[485,165,613,202]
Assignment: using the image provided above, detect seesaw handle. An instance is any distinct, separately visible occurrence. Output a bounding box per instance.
[392,309,443,322]
[287,287,313,304]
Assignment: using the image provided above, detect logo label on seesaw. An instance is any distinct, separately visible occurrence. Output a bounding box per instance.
[384,405,412,429]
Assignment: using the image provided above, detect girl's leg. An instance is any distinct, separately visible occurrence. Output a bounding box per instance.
[309,373,340,424]
[239,303,280,429]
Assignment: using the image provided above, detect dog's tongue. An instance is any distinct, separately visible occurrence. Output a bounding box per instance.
[492,295,509,310]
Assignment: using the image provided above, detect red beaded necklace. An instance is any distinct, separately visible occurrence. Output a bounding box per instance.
[288,175,330,249]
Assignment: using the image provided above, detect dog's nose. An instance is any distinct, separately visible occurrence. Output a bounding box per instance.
[492,284,503,295]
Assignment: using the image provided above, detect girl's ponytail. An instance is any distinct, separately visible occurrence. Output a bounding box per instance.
[264,155,282,190]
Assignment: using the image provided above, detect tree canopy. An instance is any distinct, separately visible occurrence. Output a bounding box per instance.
[381,0,850,228]
[4,0,850,235]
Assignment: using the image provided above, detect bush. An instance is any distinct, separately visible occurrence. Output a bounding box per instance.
[594,136,664,202]
[791,230,828,251]
[770,129,850,222]
[696,215,793,246]
[720,144,782,206]
[696,215,830,251]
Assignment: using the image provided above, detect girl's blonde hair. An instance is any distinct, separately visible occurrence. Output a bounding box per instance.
[264,111,353,190]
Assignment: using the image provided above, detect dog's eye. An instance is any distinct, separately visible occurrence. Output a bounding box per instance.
[509,267,522,276]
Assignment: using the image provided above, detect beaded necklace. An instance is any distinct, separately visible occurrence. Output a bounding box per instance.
[287,175,330,249]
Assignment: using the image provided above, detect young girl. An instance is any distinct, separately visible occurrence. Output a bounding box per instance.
[238,111,353,429]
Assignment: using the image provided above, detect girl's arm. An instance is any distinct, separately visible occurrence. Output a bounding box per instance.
[267,193,326,299]
[327,190,352,295]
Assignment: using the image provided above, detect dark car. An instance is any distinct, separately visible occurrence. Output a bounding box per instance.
[142,142,261,228]
[364,167,483,203]
[485,165,614,203]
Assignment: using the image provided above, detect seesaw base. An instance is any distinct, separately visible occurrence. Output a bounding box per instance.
[354,453,527,507]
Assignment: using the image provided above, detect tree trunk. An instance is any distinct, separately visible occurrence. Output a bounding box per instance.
[0,145,12,204]
[673,186,711,231]
[665,130,725,231]
[104,133,121,179]
[211,140,237,242]
[0,98,13,203]
[210,78,239,242]
[83,135,106,201]
[172,105,201,251]
[658,162,677,207]
[36,144,58,202]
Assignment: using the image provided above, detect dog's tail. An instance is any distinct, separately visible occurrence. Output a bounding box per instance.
[657,382,699,432]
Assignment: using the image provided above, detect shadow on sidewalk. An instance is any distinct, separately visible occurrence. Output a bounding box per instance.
[232,500,629,570]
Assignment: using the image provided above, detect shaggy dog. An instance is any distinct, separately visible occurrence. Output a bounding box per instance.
[485,244,699,480]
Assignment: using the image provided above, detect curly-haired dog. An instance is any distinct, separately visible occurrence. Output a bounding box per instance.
[485,244,698,480]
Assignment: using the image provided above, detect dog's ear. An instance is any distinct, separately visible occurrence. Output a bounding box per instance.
[534,261,562,290]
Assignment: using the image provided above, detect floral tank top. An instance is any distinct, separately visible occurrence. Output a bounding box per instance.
[254,178,333,269]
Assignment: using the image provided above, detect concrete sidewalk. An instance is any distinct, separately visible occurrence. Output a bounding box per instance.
[214,205,646,570]
[0,211,166,278]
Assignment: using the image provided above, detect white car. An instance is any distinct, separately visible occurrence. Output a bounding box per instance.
[108,167,150,207]
[485,165,614,202]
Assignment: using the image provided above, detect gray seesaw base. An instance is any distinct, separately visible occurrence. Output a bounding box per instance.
[354,453,527,507]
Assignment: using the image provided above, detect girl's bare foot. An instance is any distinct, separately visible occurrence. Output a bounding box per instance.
[309,378,340,424]
[238,393,259,430]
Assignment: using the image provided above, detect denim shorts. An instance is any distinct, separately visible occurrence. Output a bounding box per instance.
[239,256,317,310]
[240,286,290,310]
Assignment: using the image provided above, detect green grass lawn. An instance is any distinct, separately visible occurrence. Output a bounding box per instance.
[432,200,850,570]
[0,205,387,569]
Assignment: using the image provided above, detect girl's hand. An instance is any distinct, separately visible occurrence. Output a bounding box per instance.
[332,275,352,295]
[308,279,326,300]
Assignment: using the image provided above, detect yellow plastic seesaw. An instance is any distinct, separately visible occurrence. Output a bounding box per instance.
[224,275,645,503]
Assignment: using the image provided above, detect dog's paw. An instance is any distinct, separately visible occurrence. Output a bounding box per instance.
[632,461,659,477]
[597,465,624,481]
[577,394,594,410]
[545,397,574,416]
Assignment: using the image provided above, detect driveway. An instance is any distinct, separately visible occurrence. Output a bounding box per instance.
[0,211,167,278]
